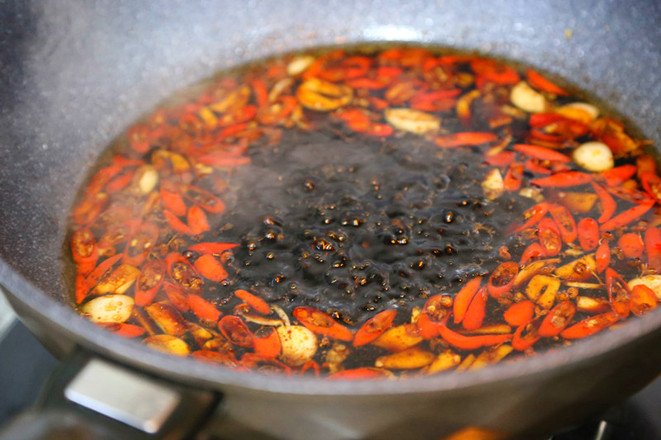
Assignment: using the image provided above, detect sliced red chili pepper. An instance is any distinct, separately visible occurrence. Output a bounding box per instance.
[187,205,210,235]
[590,117,638,156]
[630,285,659,317]
[250,78,269,108]
[503,163,524,192]
[184,185,226,214]
[162,282,190,312]
[188,294,221,323]
[293,307,354,341]
[508,202,550,234]
[462,286,488,331]
[470,58,520,85]
[520,242,547,266]
[123,222,159,267]
[410,88,462,103]
[523,158,553,175]
[561,312,620,339]
[257,96,298,125]
[79,254,123,303]
[531,171,592,188]
[488,262,519,299]
[353,309,397,347]
[618,233,644,259]
[600,200,655,231]
[194,254,228,282]
[410,90,460,112]
[452,277,483,325]
[253,327,282,358]
[196,153,251,168]
[327,368,388,380]
[240,353,290,374]
[530,115,589,139]
[98,322,146,338]
[345,77,390,90]
[529,113,568,128]
[640,172,661,203]
[512,317,543,351]
[160,184,188,217]
[127,124,152,153]
[97,219,141,255]
[577,218,600,251]
[595,242,611,274]
[591,183,617,224]
[644,227,661,273]
[600,165,637,187]
[71,229,98,276]
[636,155,657,180]
[512,144,571,162]
[105,170,135,194]
[300,360,321,377]
[234,289,271,315]
[217,105,257,127]
[538,301,576,337]
[192,350,239,367]
[74,274,88,305]
[187,242,239,255]
[435,132,497,148]
[537,217,563,257]
[503,300,535,327]
[418,294,451,339]
[163,210,195,235]
[607,186,654,205]
[605,268,632,318]
[178,112,209,140]
[72,197,105,226]
[134,259,166,306]
[438,322,512,350]
[219,316,255,348]
[165,252,204,292]
[484,150,515,167]
[548,204,577,244]
[526,69,568,96]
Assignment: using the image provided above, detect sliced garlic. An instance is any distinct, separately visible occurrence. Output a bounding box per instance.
[628,275,661,301]
[469,345,513,370]
[374,346,435,369]
[143,335,190,356]
[557,102,599,124]
[372,324,422,352]
[510,81,549,113]
[136,165,159,194]
[92,264,139,295]
[555,254,597,281]
[277,325,317,366]
[145,302,187,336]
[385,108,441,134]
[82,294,134,323]
[573,141,614,172]
[482,168,504,200]
[287,55,316,76]
[426,350,461,374]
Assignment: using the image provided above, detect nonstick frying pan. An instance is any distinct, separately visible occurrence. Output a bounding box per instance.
[0,1,660,439]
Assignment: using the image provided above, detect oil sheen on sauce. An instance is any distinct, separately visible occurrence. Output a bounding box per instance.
[69,46,661,378]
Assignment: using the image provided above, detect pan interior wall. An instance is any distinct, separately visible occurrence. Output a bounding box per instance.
[0,0,659,303]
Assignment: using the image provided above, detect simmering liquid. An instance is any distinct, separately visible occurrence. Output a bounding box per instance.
[69,46,661,378]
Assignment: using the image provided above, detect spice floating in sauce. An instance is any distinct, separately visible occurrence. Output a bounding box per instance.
[69,46,660,378]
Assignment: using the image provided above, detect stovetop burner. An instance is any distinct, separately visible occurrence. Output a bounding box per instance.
[0,321,659,439]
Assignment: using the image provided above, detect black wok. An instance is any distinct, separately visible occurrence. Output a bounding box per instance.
[0,1,660,439]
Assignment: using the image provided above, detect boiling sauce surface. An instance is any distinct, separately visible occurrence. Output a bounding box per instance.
[69,46,661,378]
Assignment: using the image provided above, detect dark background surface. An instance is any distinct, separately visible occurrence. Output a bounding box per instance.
[0,321,659,440]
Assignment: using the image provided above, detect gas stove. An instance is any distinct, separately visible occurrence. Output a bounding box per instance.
[0,302,659,440]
